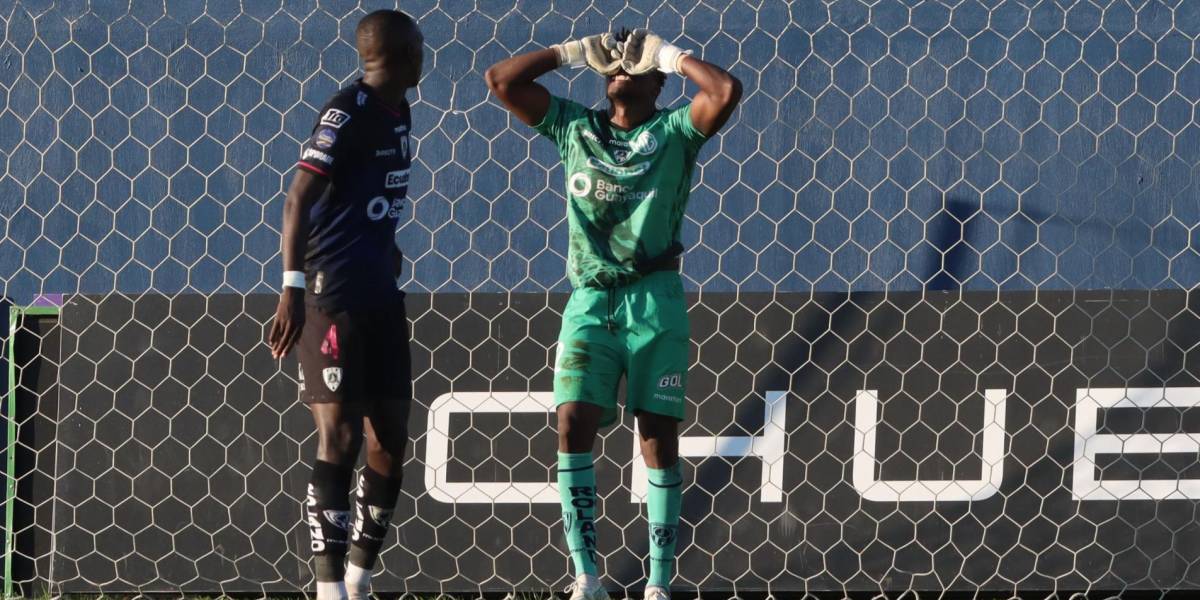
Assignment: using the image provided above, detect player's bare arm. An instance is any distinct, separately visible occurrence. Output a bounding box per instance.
[617,29,742,136]
[268,169,329,359]
[486,35,624,126]
[678,56,742,136]
[484,48,557,126]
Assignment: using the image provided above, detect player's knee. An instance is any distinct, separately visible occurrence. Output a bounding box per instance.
[637,412,679,468]
[638,413,677,438]
[315,421,362,465]
[556,404,599,452]
[640,437,677,469]
[364,425,408,460]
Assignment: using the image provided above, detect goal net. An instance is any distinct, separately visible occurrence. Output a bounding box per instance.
[4,1,1200,597]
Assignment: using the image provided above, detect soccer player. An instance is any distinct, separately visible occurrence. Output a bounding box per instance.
[485,29,742,600]
[266,10,422,600]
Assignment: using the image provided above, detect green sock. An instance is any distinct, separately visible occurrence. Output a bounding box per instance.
[646,463,682,588]
[558,451,599,576]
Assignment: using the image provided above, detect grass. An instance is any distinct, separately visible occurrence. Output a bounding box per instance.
[12,594,557,600]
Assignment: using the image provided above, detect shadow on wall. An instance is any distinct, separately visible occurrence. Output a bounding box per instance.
[926,195,1048,291]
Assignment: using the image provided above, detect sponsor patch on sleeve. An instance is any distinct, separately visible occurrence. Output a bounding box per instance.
[302,147,334,165]
[319,108,351,129]
[314,127,337,149]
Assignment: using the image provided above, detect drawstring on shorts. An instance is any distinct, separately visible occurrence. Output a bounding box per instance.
[606,288,617,332]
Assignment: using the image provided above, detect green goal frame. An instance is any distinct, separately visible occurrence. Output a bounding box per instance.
[4,305,60,599]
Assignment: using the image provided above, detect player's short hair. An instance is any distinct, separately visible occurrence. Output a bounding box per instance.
[357,9,417,34]
[356,9,420,60]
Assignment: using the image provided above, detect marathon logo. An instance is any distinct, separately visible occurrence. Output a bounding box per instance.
[323,509,352,531]
[582,129,628,147]
[368,506,393,527]
[319,108,351,129]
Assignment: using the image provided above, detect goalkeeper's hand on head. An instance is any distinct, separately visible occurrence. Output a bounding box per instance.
[619,29,691,75]
[553,33,622,75]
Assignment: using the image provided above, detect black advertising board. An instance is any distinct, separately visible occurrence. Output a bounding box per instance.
[49,291,1200,593]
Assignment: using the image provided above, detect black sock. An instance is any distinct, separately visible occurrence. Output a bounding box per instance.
[348,466,403,570]
[306,459,355,582]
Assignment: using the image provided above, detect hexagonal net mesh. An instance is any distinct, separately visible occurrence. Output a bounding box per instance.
[4,0,1200,598]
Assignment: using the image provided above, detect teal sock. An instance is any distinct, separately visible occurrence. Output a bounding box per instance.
[558,451,599,576]
[646,463,682,588]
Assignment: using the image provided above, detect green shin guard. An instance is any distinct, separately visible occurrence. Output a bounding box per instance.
[558,452,599,576]
[646,463,682,588]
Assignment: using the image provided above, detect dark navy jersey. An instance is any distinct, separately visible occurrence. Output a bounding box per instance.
[296,79,412,310]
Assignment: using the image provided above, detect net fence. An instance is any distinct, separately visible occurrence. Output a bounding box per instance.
[4,0,1200,597]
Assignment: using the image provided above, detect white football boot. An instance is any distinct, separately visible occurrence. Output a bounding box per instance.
[643,585,670,600]
[344,563,371,600]
[566,573,609,600]
[316,580,348,600]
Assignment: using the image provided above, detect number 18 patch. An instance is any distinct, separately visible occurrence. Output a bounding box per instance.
[320,108,351,129]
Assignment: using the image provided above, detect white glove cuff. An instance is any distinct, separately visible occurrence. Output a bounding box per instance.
[553,41,586,69]
[283,271,306,289]
[657,43,691,73]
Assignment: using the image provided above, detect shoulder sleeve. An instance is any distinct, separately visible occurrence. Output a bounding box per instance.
[663,103,709,151]
[296,97,357,178]
[531,95,588,149]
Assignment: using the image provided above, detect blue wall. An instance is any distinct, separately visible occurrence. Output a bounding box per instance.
[2,1,1199,302]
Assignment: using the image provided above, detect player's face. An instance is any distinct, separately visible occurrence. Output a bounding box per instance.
[391,28,425,87]
[606,69,661,104]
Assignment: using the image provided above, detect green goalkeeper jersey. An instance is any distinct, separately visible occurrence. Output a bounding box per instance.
[534,95,709,288]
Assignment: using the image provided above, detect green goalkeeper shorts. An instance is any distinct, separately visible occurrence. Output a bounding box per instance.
[553,270,690,427]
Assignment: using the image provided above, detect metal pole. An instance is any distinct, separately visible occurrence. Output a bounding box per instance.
[4,307,20,599]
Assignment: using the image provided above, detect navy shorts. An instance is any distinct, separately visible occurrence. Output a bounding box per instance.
[297,299,412,407]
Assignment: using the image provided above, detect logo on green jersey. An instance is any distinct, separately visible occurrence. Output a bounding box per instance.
[630,131,658,155]
[568,169,658,204]
[587,157,650,178]
[568,172,592,197]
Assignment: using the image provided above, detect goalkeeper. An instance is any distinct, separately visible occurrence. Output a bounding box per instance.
[485,28,742,600]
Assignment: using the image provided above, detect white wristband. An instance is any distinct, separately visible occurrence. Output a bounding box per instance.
[657,43,691,74]
[283,271,306,289]
[552,41,586,69]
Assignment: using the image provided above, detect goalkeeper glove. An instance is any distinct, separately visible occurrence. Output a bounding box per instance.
[619,29,691,75]
[552,34,623,75]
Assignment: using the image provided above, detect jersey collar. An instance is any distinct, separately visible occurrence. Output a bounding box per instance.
[355,78,409,118]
